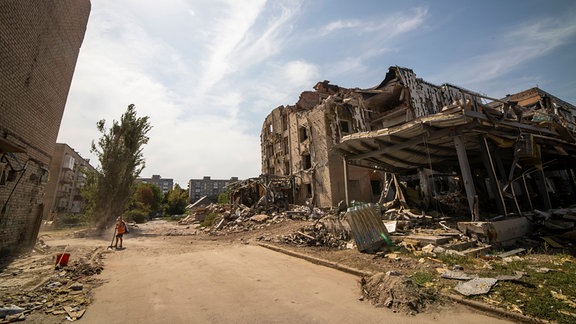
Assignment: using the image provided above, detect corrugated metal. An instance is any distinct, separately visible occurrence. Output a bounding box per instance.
[345,204,390,253]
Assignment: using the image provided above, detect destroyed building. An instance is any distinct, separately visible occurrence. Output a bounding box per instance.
[261,66,576,218]
[0,1,91,255]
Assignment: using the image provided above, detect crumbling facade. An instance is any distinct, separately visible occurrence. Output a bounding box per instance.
[42,143,95,221]
[262,66,576,216]
[261,81,385,208]
[0,0,90,254]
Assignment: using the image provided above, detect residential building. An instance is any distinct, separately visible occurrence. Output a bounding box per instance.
[137,175,173,194]
[0,0,90,255]
[261,66,576,217]
[43,143,96,220]
[188,176,239,203]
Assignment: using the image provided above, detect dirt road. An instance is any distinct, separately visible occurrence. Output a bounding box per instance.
[52,222,512,324]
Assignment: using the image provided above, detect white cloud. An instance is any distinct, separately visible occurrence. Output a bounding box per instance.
[317,7,428,37]
[430,16,576,88]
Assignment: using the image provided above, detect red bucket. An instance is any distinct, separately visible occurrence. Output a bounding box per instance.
[56,253,70,266]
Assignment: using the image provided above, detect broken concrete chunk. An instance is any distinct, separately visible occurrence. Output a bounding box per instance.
[69,283,83,291]
[457,217,531,245]
[454,278,498,296]
[0,305,25,317]
[495,272,524,281]
[250,214,269,222]
[441,270,478,280]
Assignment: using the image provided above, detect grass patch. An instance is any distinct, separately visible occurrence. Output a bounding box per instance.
[411,270,436,287]
[201,212,218,227]
[469,254,576,323]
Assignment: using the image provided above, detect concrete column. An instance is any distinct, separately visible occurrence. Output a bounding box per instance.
[454,136,478,220]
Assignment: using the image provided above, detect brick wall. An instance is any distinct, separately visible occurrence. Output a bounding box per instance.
[0,0,90,255]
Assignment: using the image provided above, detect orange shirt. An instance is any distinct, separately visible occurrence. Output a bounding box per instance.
[116,220,127,234]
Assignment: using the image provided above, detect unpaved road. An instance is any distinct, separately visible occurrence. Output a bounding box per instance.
[40,222,512,324]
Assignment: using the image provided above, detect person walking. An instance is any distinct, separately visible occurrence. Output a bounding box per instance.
[115,215,128,249]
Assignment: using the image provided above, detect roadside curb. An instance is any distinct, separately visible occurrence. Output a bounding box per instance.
[257,242,544,323]
[257,242,373,277]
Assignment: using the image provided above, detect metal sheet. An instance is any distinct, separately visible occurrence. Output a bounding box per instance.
[345,204,390,253]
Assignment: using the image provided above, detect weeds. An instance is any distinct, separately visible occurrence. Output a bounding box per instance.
[201,212,218,227]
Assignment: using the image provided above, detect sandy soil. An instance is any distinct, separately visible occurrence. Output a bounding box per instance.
[6,220,515,323]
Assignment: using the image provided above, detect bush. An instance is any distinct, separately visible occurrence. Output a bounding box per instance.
[201,212,218,227]
[57,213,88,227]
[217,192,229,204]
[124,210,148,224]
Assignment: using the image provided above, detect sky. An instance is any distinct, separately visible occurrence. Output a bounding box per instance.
[57,0,576,188]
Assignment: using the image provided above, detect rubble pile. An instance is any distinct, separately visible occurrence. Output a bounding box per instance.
[278,215,351,248]
[360,272,434,315]
[0,243,106,322]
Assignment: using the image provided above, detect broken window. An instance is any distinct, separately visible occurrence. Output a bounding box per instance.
[266,144,274,158]
[304,183,312,198]
[282,114,288,131]
[302,153,312,169]
[283,137,289,153]
[340,120,350,134]
[299,126,308,142]
[284,161,290,175]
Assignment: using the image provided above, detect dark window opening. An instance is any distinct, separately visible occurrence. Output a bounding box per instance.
[302,153,312,169]
[299,126,308,142]
[370,180,381,195]
[340,120,350,134]
[305,183,312,198]
[282,114,288,131]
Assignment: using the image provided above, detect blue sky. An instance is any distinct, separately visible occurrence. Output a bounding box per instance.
[58,0,576,187]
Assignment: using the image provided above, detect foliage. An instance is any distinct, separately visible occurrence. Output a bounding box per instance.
[84,104,152,231]
[201,212,218,227]
[468,254,576,323]
[131,182,163,217]
[217,191,229,204]
[411,270,436,287]
[124,209,148,224]
[56,213,88,227]
[165,184,188,215]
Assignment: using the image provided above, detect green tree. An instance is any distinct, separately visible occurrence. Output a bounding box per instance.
[166,184,188,215]
[86,104,152,231]
[131,182,163,217]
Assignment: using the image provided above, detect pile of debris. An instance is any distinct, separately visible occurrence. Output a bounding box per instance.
[278,215,351,248]
[178,202,330,235]
[360,271,435,315]
[0,241,106,322]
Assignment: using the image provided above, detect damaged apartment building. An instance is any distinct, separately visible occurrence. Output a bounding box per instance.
[260,66,576,219]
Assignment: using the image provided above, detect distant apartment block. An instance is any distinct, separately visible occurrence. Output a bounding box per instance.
[0,0,90,254]
[43,143,96,220]
[188,176,239,203]
[137,175,174,194]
